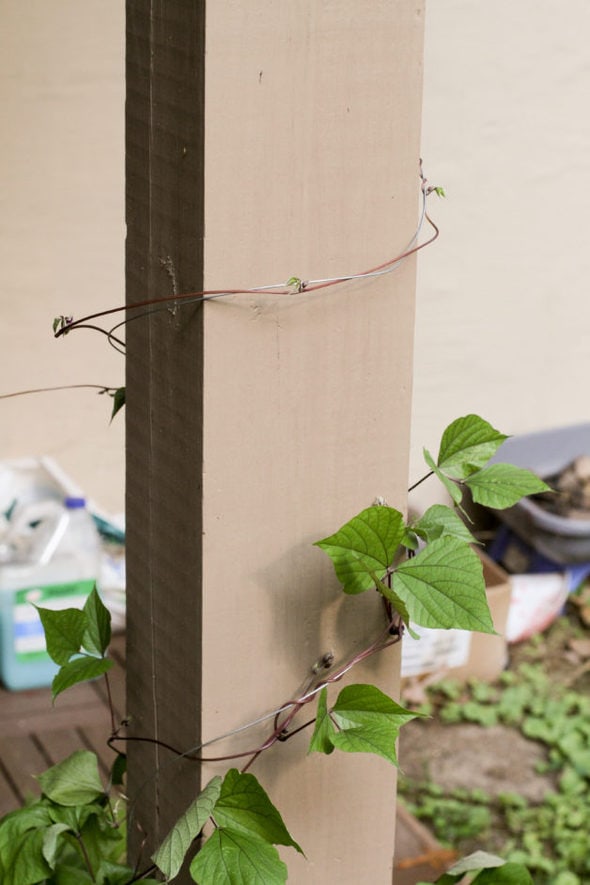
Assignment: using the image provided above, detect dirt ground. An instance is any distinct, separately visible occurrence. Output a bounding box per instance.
[397,601,590,863]
[400,720,553,807]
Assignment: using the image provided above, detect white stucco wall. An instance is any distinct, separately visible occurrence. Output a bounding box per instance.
[410,1,590,509]
[0,2,125,514]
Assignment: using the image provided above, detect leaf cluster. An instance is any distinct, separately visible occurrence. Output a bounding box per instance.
[0,414,549,883]
[0,751,158,885]
[36,586,113,701]
[316,415,548,638]
[153,768,302,885]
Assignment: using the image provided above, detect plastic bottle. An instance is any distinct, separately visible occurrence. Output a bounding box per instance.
[0,496,101,690]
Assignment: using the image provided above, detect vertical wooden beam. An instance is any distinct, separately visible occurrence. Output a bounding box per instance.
[126,3,424,882]
[125,0,205,864]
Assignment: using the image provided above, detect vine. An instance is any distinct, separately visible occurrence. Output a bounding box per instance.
[0,414,548,883]
[0,168,541,882]
[50,160,441,362]
[1,163,438,426]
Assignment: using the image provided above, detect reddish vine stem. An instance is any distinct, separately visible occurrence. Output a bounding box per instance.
[53,213,439,344]
[106,619,402,771]
[58,323,126,347]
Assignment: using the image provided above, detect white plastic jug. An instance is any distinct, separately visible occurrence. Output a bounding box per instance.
[0,496,101,690]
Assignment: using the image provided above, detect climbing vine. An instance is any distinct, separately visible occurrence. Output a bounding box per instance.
[0,414,547,883]
[0,168,542,882]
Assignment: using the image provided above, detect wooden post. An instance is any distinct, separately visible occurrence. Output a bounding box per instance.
[126,3,424,882]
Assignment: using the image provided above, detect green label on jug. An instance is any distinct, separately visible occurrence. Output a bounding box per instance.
[14,580,96,662]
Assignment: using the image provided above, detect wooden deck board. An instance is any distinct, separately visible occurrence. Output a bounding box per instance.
[0,735,46,805]
[0,633,126,815]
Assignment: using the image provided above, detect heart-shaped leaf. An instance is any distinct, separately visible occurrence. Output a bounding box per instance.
[423,449,463,505]
[152,776,222,880]
[82,586,111,657]
[309,684,420,766]
[37,751,104,806]
[213,770,302,853]
[35,607,86,665]
[315,506,405,594]
[393,539,494,633]
[465,464,551,510]
[412,505,477,545]
[190,828,288,885]
[437,414,508,478]
[308,688,336,755]
[51,656,113,702]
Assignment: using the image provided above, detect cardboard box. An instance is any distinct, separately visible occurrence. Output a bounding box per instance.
[401,550,511,684]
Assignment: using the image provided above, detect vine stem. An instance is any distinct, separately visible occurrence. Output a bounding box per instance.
[107,620,402,772]
[407,470,434,493]
[53,211,439,345]
[123,863,158,884]
[74,832,96,882]
[0,384,118,400]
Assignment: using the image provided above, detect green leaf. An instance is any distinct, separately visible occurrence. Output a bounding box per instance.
[308,685,422,761]
[0,827,51,885]
[95,862,161,885]
[0,803,53,837]
[190,828,287,885]
[82,586,111,657]
[413,504,477,545]
[52,656,113,701]
[47,802,102,832]
[285,275,303,292]
[42,822,72,868]
[52,316,72,335]
[465,464,551,510]
[402,528,420,551]
[445,851,506,875]
[152,776,222,880]
[308,688,336,755]
[328,684,420,766]
[76,812,127,874]
[50,865,94,885]
[423,449,462,505]
[0,807,54,885]
[110,752,127,787]
[437,851,533,883]
[213,769,302,854]
[437,414,508,478]
[109,387,125,422]
[368,569,412,624]
[369,572,419,639]
[393,538,494,633]
[475,863,534,884]
[37,750,104,806]
[35,606,86,665]
[315,505,405,594]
